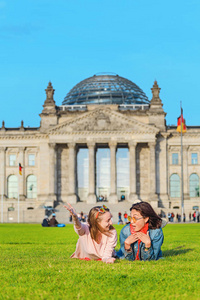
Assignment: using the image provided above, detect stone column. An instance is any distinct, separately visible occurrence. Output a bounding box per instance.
[109,142,118,203]
[67,143,77,204]
[148,142,158,208]
[87,142,96,204]
[48,143,57,205]
[18,147,25,201]
[157,134,169,205]
[128,142,138,202]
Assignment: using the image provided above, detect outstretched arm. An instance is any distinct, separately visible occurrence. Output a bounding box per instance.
[64,203,81,230]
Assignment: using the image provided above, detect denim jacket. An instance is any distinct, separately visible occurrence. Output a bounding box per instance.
[116,224,164,261]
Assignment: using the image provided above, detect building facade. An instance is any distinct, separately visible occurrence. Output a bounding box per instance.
[0,74,199,223]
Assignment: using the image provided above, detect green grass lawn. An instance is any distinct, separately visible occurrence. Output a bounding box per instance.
[0,223,200,300]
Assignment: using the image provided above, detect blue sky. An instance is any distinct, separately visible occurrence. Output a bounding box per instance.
[0,0,200,127]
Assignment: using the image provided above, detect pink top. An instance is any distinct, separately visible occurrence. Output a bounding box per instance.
[71,223,117,262]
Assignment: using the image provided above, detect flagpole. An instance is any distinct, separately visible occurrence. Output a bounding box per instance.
[180,102,184,222]
[18,165,20,223]
[1,167,3,223]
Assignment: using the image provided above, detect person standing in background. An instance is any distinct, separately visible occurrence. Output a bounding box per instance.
[183,213,186,222]
[124,212,128,224]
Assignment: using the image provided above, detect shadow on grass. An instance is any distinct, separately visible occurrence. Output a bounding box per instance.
[163,246,193,257]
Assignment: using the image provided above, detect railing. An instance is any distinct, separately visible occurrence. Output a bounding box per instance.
[58,104,149,111]
[58,105,87,111]
[118,104,149,110]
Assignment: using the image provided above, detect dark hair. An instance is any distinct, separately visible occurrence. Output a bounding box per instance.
[87,206,114,242]
[130,202,162,229]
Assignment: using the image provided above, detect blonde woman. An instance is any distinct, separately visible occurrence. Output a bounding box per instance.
[64,203,117,263]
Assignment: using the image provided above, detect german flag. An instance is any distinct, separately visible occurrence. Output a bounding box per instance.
[19,163,23,175]
[177,109,186,133]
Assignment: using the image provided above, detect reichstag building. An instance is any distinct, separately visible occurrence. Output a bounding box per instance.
[1,73,199,222]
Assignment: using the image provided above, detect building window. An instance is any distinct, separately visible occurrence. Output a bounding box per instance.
[27,175,37,199]
[170,174,180,197]
[28,154,35,166]
[191,153,198,165]
[172,153,178,165]
[96,148,110,201]
[117,147,129,201]
[189,173,199,197]
[9,155,16,166]
[7,175,18,198]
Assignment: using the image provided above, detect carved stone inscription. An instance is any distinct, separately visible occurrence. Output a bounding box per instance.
[52,109,155,134]
[70,111,128,131]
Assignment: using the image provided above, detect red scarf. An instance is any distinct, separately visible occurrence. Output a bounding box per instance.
[130,223,149,260]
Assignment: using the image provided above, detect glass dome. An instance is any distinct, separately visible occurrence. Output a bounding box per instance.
[62,73,150,106]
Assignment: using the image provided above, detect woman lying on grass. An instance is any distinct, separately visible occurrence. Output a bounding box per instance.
[64,203,117,263]
[117,201,164,261]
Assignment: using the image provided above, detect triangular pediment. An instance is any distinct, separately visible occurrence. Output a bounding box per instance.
[49,108,159,135]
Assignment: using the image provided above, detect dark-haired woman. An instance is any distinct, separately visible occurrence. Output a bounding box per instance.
[64,203,117,263]
[117,202,164,261]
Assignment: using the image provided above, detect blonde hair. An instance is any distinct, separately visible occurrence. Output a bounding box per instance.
[87,206,114,242]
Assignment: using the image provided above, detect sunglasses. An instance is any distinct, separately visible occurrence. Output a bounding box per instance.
[128,216,143,223]
[96,205,108,219]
